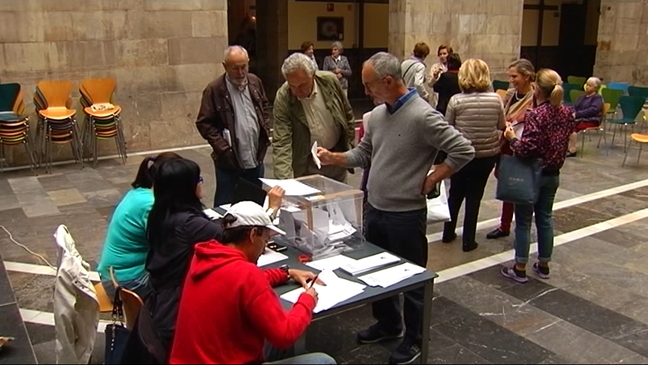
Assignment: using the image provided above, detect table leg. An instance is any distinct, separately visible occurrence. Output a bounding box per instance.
[420,279,435,364]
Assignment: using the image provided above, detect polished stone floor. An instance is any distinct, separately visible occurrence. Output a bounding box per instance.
[2,116,648,363]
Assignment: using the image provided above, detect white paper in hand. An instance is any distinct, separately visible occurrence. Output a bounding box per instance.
[311,141,321,169]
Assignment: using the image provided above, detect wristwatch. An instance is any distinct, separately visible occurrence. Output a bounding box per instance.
[279,264,290,279]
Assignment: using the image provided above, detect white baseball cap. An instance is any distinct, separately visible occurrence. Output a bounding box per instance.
[224,201,286,235]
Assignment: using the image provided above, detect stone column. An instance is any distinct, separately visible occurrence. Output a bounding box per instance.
[594,0,648,85]
[388,0,524,79]
[256,0,288,101]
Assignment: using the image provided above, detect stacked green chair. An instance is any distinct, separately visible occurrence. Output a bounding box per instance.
[570,89,585,104]
[562,83,581,106]
[0,83,37,172]
[567,76,587,88]
[492,80,509,91]
[79,78,127,167]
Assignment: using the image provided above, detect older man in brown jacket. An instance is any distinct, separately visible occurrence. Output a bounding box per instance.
[273,52,355,182]
[196,46,271,206]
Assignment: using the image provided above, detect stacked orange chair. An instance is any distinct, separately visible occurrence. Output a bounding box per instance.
[79,78,127,167]
[0,83,37,172]
[34,80,83,173]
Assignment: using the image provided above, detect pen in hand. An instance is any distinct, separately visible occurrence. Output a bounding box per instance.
[308,274,319,289]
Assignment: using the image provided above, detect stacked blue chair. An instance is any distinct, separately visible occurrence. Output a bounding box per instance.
[0,83,37,172]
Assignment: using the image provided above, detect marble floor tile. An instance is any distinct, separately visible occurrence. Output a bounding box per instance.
[552,206,615,233]
[500,280,648,354]
[81,189,123,208]
[47,188,87,206]
[36,174,73,192]
[432,307,556,364]
[7,176,42,195]
[0,259,15,306]
[590,227,648,249]
[8,272,55,313]
[577,195,648,218]
[0,194,20,212]
[427,343,491,364]
[21,201,60,218]
[0,303,37,364]
[437,276,560,335]
[524,320,647,364]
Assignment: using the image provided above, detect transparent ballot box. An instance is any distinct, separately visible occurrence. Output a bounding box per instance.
[262,174,364,259]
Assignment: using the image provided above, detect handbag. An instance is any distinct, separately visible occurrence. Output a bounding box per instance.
[495,154,542,205]
[105,287,131,364]
[426,180,450,223]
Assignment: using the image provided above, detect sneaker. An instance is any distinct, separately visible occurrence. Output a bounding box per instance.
[500,265,529,283]
[357,323,403,344]
[486,228,510,239]
[389,339,421,364]
[532,262,550,279]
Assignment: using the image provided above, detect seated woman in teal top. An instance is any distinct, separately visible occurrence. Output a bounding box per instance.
[97,152,181,300]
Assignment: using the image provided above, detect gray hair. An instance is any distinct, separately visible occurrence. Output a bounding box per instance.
[365,52,402,81]
[587,77,602,89]
[224,46,249,61]
[281,52,317,78]
[331,41,344,52]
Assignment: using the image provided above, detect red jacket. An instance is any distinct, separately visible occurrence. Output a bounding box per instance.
[169,240,316,364]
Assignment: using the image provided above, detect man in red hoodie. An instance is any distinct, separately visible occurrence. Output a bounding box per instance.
[169,201,337,365]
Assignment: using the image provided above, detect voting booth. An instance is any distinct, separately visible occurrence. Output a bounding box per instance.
[261,174,365,259]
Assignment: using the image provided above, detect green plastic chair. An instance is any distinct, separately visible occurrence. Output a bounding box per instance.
[628,86,648,101]
[562,83,581,105]
[570,90,585,104]
[601,88,624,113]
[605,95,646,153]
[567,76,587,87]
[492,80,509,91]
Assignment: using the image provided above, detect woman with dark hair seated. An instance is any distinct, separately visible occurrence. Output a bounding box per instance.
[97,152,181,301]
[145,157,284,357]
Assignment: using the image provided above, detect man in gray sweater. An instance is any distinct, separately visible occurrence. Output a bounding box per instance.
[317,52,474,365]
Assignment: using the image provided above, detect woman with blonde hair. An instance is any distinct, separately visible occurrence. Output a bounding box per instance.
[501,68,576,283]
[441,59,506,252]
[487,58,537,240]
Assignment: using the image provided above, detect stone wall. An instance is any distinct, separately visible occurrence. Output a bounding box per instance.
[388,0,524,80]
[0,0,228,165]
[594,0,648,85]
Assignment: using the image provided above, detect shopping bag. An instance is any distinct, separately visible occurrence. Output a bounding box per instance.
[426,180,450,223]
[495,154,542,205]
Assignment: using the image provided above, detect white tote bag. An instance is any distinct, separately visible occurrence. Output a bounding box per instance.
[426,180,450,223]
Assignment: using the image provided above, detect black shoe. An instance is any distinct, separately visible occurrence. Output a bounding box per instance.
[357,323,403,344]
[462,241,478,252]
[441,232,457,243]
[389,338,421,364]
[486,228,509,239]
[566,151,577,158]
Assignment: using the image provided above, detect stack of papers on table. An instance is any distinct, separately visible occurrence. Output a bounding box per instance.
[256,248,288,267]
[306,254,357,271]
[339,252,401,275]
[358,262,426,288]
[280,270,366,313]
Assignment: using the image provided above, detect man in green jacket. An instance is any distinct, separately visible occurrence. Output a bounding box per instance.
[272,52,355,182]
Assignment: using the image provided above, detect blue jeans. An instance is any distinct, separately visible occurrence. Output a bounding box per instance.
[264,353,336,364]
[513,175,560,264]
[364,204,427,344]
[101,271,151,302]
[214,164,264,206]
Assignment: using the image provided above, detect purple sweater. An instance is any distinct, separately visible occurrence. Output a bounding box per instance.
[573,93,604,123]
